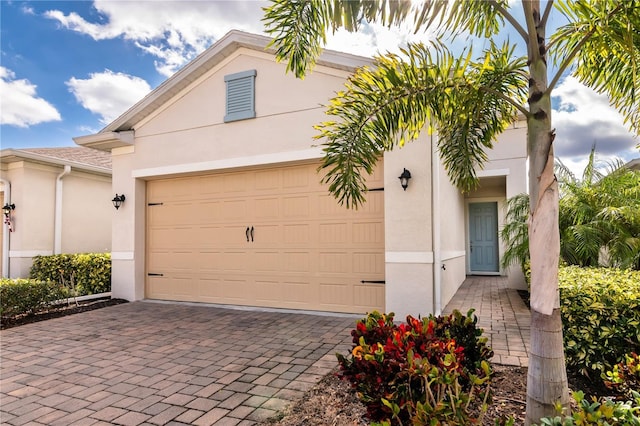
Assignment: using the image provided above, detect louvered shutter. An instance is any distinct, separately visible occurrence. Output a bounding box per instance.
[224,69,256,122]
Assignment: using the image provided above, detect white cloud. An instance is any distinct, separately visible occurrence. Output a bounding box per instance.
[66,70,151,124]
[45,0,268,77]
[551,76,638,175]
[0,67,62,128]
[44,1,434,77]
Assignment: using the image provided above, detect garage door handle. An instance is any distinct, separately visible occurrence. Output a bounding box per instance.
[250,226,254,242]
[246,227,250,242]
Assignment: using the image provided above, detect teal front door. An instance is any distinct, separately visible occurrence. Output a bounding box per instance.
[469,202,499,273]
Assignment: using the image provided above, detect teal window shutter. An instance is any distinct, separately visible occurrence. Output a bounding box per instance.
[224,69,256,122]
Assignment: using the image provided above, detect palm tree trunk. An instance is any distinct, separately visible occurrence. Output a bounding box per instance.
[524,2,570,424]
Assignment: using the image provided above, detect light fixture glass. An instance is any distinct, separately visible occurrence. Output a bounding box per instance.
[398,168,412,191]
[112,194,125,210]
[2,203,15,216]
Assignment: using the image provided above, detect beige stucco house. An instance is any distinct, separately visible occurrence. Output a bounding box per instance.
[0,147,112,278]
[74,30,526,318]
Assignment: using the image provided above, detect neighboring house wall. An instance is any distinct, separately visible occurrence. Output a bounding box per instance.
[0,155,112,278]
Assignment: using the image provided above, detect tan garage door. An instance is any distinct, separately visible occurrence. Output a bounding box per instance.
[146,161,384,313]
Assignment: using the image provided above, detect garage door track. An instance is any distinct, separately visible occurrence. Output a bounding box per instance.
[0,301,357,425]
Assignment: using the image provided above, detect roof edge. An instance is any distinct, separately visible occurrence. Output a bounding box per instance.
[0,149,112,175]
[73,131,134,152]
[98,30,371,134]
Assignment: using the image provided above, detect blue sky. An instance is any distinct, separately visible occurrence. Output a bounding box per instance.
[1,0,637,174]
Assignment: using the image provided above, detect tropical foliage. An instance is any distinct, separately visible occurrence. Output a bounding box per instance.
[337,310,493,425]
[557,156,640,270]
[263,0,640,423]
[502,153,640,271]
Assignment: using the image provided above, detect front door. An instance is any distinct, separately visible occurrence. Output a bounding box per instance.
[469,202,499,273]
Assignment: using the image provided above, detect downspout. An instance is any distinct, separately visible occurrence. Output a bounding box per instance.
[1,178,10,278]
[54,166,71,254]
[431,134,442,315]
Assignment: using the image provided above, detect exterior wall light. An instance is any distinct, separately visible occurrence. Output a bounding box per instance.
[2,203,15,217]
[398,168,412,191]
[112,194,126,210]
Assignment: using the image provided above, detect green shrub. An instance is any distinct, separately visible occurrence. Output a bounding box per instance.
[337,310,493,425]
[30,253,111,296]
[560,267,640,381]
[535,390,640,426]
[0,279,68,317]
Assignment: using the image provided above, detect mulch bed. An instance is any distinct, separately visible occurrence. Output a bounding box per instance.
[0,298,128,329]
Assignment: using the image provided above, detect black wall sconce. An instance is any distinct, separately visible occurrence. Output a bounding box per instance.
[112,194,126,210]
[398,168,412,191]
[2,203,15,217]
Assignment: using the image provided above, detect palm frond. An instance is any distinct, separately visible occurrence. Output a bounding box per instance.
[552,0,640,133]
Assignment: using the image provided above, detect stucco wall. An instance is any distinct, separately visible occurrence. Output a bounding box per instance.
[383,137,434,318]
[466,122,528,289]
[109,49,357,301]
[0,161,111,278]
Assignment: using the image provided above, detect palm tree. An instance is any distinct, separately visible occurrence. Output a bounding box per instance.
[263,1,640,423]
[557,150,640,270]
[502,150,640,273]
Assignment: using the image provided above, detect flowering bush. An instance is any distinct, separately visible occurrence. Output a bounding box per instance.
[337,310,493,425]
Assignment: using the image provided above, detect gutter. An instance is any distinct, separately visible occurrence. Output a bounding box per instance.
[54,166,71,254]
[431,134,442,315]
[1,178,10,278]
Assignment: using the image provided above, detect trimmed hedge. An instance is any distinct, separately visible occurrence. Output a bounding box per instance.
[560,266,640,380]
[0,279,67,317]
[29,253,111,296]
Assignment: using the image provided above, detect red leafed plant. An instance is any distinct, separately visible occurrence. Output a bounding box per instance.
[337,310,493,425]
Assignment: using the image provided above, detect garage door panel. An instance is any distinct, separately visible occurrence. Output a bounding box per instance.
[222,252,245,271]
[283,196,311,218]
[146,160,384,313]
[254,197,279,218]
[283,224,310,244]
[198,278,221,298]
[148,226,200,249]
[318,223,348,243]
[221,200,249,219]
[219,278,251,300]
[218,225,252,246]
[319,281,352,307]
[282,252,310,272]
[255,169,281,191]
[282,280,315,304]
[198,251,222,271]
[148,203,197,225]
[283,166,310,189]
[318,252,349,273]
[197,201,221,223]
[353,252,385,274]
[254,251,280,272]
[353,284,385,310]
[353,222,384,244]
[254,280,281,302]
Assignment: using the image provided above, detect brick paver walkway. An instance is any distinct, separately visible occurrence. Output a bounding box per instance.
[1,277,530,425]
[0,302,356,426]
[443,276,530,367]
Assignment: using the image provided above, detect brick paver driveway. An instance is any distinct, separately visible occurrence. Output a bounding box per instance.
[0,301,357,425]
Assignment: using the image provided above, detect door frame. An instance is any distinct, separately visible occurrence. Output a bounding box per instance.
[465,197,504,276]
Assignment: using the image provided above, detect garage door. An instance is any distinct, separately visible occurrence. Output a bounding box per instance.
[146,161,384,313]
